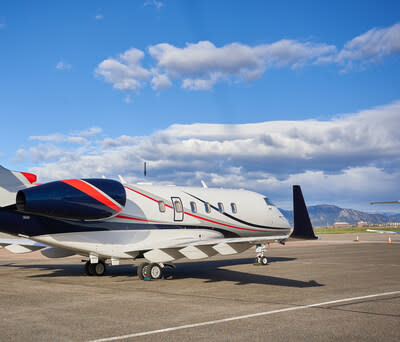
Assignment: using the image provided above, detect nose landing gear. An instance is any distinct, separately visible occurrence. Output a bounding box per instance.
[255,244,268,265]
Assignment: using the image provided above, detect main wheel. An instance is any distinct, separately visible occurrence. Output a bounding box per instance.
[85,261,94,276]
[260,256,268,265]
[94,260,106,276]
[138,262,150,280]
[149,263,162,280]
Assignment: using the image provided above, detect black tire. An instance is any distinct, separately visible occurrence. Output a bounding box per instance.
[94,260,106,276]
[260,256,268,265]
[137,262,150,280]
[149,263,163,280]
[85,261,94,276]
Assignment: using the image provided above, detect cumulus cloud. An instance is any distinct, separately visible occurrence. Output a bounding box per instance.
[95,22,400,96]
[95,48,151,91]
[15,101,400,211]
[95,14,104,20]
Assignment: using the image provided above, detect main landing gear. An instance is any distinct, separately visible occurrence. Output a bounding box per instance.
[137,262,164,280]
[85,259,106,276]
[255,243,268,266]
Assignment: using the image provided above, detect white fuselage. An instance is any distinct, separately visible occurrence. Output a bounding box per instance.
[33,184,291,260]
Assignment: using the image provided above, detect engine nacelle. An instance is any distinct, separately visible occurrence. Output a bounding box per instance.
[16,178,126,221]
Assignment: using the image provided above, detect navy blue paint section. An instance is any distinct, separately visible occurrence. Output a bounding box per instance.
[16,179,125,220]
[0,210,244,237]
[184,192,287,231]
[291,185,317,239]
[84,179,126,207]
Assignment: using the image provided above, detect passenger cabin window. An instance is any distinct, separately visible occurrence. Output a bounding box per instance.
[264,198,275,206]
[174,200,183,213]
[231,203,237,214]
[158,201,166,213]
[205,202,211,213]
[218,202,224,213]
[190,201,197,213]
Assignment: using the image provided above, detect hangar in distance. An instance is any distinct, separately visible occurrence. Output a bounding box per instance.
[0,166,316,280]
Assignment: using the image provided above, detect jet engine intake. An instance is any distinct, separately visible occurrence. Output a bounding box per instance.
[16,178,126,221]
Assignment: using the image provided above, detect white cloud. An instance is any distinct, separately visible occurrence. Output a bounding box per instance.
[95,14,104,20]
[339,23,400,62]
[16,102,400,211]
[318,22,400,71]
[95,22,400,96]
[151,69,172,90]
[95,48,151,91]
[56,61,72,70]
[0,23,5,29]
[96,39,335,94]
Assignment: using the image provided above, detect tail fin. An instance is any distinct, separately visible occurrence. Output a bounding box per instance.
[0,166,36,207]
[290,185,317,239]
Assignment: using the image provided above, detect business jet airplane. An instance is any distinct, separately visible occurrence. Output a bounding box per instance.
[0,165,316,280]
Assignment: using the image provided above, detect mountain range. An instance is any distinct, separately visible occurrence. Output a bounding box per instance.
[279,205,400,227]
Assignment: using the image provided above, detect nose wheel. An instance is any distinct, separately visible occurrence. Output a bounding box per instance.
[255,244,268,265]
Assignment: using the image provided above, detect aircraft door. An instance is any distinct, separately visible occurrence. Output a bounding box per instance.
[171,197,184,221]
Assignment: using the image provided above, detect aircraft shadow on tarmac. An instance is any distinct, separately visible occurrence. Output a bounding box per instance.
[1,256,323,288]
[166,258,323,287]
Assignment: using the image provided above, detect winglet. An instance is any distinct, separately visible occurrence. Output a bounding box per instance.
[290,185,317,239]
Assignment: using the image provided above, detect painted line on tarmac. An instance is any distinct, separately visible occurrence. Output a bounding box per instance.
[87,290,400,342]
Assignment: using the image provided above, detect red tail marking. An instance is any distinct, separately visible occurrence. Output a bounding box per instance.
[21,172,37,184]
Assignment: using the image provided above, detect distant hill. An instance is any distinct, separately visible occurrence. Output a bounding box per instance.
[279,204,400,227]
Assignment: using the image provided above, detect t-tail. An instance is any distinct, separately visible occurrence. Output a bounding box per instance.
[0,165,36,208]
[290,185,317,239]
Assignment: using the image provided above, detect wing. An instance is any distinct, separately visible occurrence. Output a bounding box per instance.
[0,238,46,254]
[130,234,289,263]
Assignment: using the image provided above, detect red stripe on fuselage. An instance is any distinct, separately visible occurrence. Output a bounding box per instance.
[62,179,122,213]
[124,186,173,208]
[116,215,160,223]
[125,186,267,232]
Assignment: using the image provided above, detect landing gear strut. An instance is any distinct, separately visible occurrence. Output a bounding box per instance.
[85,259,106,276]
[137,262,164,280]
[255,244,268,265]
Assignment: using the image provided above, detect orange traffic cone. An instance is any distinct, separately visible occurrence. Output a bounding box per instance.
[355,235,360,242]
[388,236,392,245]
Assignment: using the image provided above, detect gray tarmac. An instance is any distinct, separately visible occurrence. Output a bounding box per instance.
[0,233,399,342]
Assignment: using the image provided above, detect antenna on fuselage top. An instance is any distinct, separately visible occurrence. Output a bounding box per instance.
[144,161,147,177]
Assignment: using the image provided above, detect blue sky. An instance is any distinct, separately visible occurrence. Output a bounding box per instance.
[1,0,400,212]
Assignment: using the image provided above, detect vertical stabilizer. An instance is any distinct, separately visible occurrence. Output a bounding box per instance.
[290,185,317,239]
[0,166,36,207]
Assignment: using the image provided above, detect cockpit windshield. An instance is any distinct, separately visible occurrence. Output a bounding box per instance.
[264,197,275,206]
